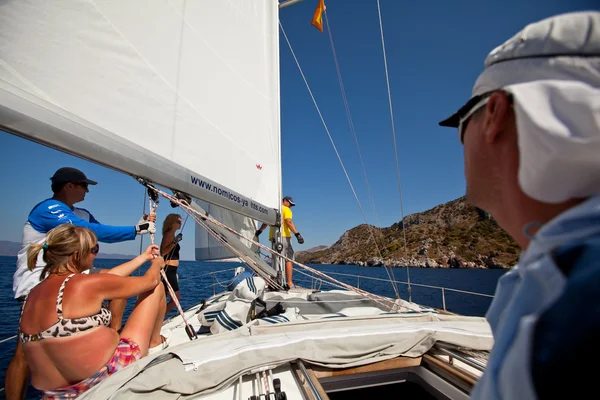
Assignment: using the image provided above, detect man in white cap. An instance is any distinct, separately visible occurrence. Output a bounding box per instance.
[6,167,158,400]
[439,11,600,399]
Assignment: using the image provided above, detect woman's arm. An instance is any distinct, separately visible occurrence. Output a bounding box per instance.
[100,245,159,277]
[85,256,164,302]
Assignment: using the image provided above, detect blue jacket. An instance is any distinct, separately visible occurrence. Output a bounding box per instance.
[472,196,600,399]
[13,198,136,298]
[28,198,135,243]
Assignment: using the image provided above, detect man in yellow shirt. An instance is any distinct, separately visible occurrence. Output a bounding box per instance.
[256,196,304,288]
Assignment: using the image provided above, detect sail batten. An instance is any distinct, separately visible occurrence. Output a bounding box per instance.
[0,0,281,224]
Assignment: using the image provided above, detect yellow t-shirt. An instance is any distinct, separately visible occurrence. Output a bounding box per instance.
[281,205,293,238]
[269,205,293,240]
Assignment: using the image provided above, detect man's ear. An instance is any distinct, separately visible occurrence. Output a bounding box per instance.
[482,91,512,144]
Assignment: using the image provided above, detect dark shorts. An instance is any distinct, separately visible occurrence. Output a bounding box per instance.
[162,266,179,293]
[282,237,294,260]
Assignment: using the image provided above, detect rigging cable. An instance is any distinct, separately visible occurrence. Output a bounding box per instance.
[151,186,392,308]
[138,188,147,275]
[279,20,400,300]
[376,0,412,301]
[323,10,401,300]
[324,12,380,228]
[148,185,424,313]
[144,187,198,340]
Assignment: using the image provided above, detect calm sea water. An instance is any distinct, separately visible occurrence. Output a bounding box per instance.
[0,256,505,398]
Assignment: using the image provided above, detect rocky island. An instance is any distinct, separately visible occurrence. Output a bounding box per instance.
[296,197,519,269]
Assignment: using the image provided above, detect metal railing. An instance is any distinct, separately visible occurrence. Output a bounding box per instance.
[178,267,237,296]
[299,270,494,312]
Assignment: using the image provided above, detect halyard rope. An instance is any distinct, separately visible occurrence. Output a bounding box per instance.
[375,0,412,301]
[322,11,401,300]
[146,194,197,339]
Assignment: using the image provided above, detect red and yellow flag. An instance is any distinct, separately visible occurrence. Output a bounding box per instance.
[311,0,326,32]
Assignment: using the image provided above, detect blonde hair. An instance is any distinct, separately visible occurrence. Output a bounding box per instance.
[162,213,182,235]
[28,224,97,280]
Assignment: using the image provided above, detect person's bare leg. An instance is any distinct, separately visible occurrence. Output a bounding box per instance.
[148,285,167,349]
[5,338,29,400]
[120,281,166,356]
[286,260,294,287]
[108,298,127,332]
[165,291,180,316]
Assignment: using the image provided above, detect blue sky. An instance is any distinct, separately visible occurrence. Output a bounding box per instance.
[0,0,595,260]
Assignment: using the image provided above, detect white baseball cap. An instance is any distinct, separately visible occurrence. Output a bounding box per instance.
[440,11,600,203]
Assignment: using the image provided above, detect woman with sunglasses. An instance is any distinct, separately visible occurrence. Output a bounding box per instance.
[160,214,183,315]
[19,223,167,399]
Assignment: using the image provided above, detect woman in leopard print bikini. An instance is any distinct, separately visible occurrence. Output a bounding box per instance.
[19,224,167,399]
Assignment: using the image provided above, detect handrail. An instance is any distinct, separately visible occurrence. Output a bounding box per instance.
[177,268,237,283]
[0,335,17,344]
[296,269,494,313]
[321,270,494,298]
[181,267,493,299]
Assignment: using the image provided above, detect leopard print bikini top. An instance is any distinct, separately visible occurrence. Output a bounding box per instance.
[20,274,112,343]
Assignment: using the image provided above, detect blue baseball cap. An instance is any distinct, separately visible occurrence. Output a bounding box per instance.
[283,196,295,206]
[51,167,97,185]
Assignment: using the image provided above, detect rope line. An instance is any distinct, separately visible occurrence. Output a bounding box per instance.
[147,185,424,313]
[280,20,401,300]
[324,12,381,228]
[145,193,197,338]
[167,196,283,291]
[375,0,411,300]
[322,11,400,300]
[138,188,147,275]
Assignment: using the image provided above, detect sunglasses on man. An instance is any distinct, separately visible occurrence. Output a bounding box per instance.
[72,181,89,189]
[457,92,514,144]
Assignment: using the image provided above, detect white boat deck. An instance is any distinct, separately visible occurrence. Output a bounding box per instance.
[80,287,492,399]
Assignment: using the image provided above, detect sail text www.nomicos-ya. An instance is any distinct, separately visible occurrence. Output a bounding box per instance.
[190,175,268,215]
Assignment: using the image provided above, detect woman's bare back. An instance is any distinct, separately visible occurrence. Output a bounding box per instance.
[21,274,120,389]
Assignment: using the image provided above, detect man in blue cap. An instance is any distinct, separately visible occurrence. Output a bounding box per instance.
[439,11,600,399]
[256,196,304,288]
[6,167,157,400]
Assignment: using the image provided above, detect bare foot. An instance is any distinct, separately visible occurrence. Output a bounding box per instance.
[149,334,166,349]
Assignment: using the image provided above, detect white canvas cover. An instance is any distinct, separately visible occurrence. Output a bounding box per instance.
[197,273,267,334]
[80,313,493,399]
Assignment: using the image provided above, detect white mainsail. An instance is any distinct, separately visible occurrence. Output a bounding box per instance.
[0,0,282,224]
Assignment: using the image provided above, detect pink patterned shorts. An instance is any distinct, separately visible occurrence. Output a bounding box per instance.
[42,338,141,399]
